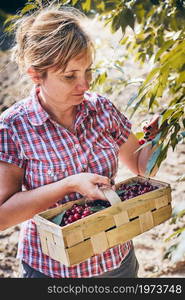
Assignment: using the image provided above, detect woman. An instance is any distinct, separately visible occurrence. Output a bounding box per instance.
[0,5,158,278]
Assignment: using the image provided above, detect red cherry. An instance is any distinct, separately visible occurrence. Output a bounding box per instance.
[74,213,81,221]
[67,215,75,223]
[139,139,146,145]
[76,206,83,214]
[82,211,90,217]
[65,210,72,217]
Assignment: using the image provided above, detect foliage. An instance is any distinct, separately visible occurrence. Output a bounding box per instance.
[67,0,185,177]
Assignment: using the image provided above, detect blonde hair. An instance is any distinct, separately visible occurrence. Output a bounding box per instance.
[11,4,93,77]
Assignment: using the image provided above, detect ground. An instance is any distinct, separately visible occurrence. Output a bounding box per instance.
[0,28,185,278]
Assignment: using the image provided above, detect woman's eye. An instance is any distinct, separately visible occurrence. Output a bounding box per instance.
[86,68,93,74]
[64,75,76,80]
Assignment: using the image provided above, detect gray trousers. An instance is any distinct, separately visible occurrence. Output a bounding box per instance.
[21,248,139,278]
[94,248,139,278]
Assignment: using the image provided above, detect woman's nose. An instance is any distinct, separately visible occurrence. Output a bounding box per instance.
[76,78,90,92]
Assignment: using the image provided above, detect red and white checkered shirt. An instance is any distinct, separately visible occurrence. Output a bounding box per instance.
[0,87,133,277]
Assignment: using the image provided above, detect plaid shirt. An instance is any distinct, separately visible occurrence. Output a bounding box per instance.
[0,87,133,278]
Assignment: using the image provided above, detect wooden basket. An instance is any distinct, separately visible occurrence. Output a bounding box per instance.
[34,176,172,266]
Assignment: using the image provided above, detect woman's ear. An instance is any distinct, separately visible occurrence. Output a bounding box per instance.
[27,67,42,84]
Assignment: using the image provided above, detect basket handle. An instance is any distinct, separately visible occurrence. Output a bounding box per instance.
[101,187,122,206]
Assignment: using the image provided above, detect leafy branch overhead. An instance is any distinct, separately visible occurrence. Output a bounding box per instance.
[3,0,185,176]
[67,0,185,177]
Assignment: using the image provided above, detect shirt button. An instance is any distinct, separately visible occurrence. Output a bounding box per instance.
[81,164,87,171]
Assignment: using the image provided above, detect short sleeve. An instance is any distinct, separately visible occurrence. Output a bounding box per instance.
[107,100,132,147]
[0,122,25,168]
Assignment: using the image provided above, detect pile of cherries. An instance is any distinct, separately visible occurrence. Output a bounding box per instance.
[59,181,158,226]
[60,200,111,226]
[116,181,158,201]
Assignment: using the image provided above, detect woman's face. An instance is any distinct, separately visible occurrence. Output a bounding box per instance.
[39,49,93,110]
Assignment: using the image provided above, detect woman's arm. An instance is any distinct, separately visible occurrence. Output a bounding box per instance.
[0,162,110,231]
[118,132,158,176]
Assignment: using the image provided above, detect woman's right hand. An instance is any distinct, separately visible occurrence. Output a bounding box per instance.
[66,173,111,201]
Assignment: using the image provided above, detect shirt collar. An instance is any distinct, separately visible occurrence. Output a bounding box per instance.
[25,86,98,126]
[78,92,98,115]
[25,86,49,126]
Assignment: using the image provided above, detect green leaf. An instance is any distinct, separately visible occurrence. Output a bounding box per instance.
[180,131,185,137]
[21,3,37,15]
[149,85,158,109]
[177,70,185,85]
[171,133,178,150]
[119,36,129,45]
[96,1,105,11]
[145,144,162,176]
[124,8,135,30]
[116,190,126,196]
[72,0,79,5]
[154,40,174,62]
[177,174,185,182]
[165,227,185,242]
[50,211,66,225]
[90,206,106,212]
[4,14,20,26]
[142,67,160,87]
[151,132,162,147]
[111,12,122,33]
[129,93,147,118]
[161,108,176,124]
[82,0,92,12]
[126,93,138,109]
[135,131,144,139]
[156,142,169,167]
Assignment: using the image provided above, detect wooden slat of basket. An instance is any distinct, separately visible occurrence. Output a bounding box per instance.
[133,175,171,188]
[34,215,62,236]
[102,188,122,205]
[116,176,170,192]
[82,214,114,239]
[61,211,116,236]
[65,203,172,265]
[37,226,49,255]
[139,211,154,232]
[66,239,94,266]
[113,210,129,227]
[153,204,172,226]
[65,228,84,247]
[91,231,109,254]
[39,198,85,220]
[39,229,69,265]
[60,192,157,236]
[42,230,55,258]
[127,198,155,219]
[60,187,171,242]
[155,195,169,209]
[106,218,141,247]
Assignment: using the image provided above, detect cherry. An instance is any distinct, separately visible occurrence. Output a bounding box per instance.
[67,215,76,223]
[74,213,81,221]
[76,206,83,214]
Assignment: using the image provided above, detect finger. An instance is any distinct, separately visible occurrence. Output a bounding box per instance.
[96,188,107,201]
[94,175,111,186]
[89,185,108,201]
